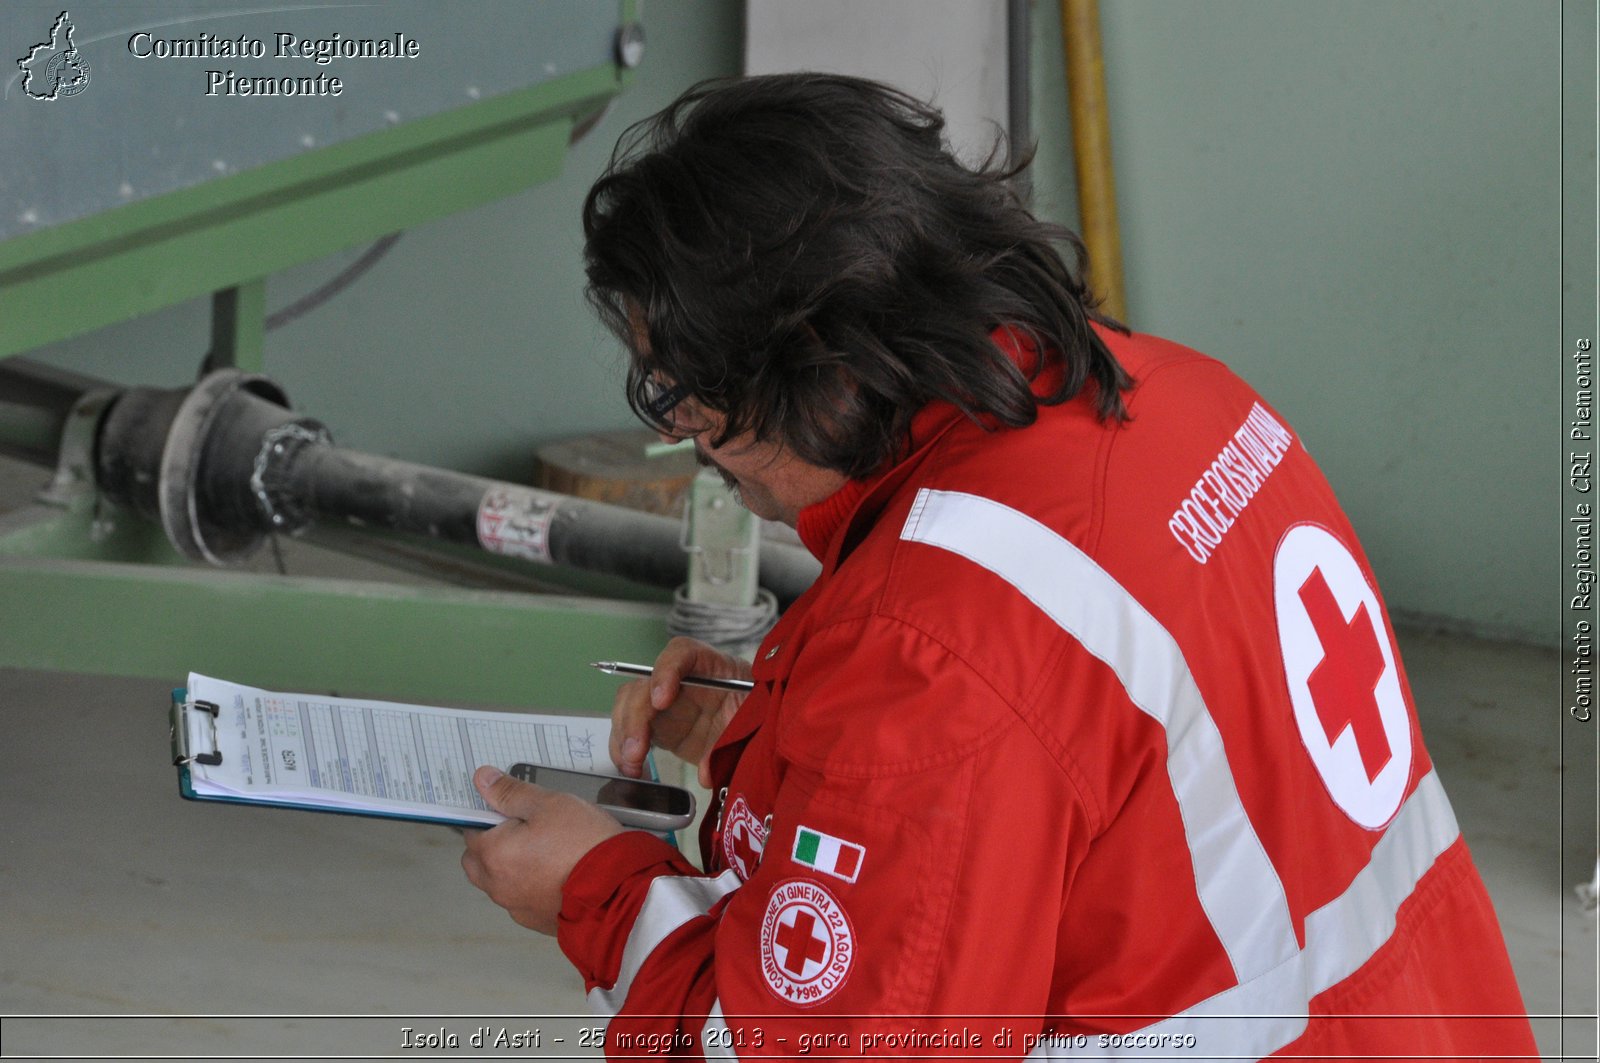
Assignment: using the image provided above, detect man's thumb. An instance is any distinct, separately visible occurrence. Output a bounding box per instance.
[474,765,541,820]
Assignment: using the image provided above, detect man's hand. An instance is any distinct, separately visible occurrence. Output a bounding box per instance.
[610,637,751,788]
[460,766,624,935]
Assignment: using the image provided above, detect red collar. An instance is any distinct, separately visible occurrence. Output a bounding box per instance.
[794,399,962,560]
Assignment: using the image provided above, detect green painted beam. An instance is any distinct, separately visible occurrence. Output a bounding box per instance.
[0,502,180,564]
[0,553,669,714]
[0,503,670,711]
[0,66,620,359]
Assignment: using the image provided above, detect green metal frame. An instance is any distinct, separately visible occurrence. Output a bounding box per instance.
[0,550,669,711]
[205,281,268,374]
[0,5,670,713]
[0,63,620,359]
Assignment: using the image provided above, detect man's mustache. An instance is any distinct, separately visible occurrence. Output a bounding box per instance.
[694,444,741,493]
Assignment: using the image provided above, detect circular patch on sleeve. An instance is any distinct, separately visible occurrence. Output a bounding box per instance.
[720,795,766,882]
[759,878,855,1007]
[1274,524,1412,828]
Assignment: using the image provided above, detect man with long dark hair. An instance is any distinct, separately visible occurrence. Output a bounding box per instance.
[461,73,1536,1059]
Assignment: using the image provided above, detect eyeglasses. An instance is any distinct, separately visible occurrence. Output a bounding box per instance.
[633,373,696,437]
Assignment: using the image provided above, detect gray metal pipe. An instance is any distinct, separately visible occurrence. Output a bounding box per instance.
[282,444,828,600]
[85,369,819,604]
[0,357,104,465]
[0,400,64,461]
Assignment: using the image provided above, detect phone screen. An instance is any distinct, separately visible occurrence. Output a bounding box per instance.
[511,764,693,816]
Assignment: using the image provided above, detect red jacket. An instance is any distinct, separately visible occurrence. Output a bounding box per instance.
[558,327,1537,1060]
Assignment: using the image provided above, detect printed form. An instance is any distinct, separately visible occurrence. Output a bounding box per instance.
[183,673,613,826]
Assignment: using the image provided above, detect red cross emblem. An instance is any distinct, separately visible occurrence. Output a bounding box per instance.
[1298,567,1391,782]
[760,878,854,1005]
[732,823,761,873]
[1274,524,1411,829]
[774,910,829,976]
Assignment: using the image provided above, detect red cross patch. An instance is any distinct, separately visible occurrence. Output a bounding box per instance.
[1274,524,1412,828]
[720,795,766,881]
[759,878,854,1006]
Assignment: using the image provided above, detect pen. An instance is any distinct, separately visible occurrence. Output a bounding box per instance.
[590,660,756,692]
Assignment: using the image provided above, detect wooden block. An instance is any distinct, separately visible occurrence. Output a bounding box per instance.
[534,428,699,516]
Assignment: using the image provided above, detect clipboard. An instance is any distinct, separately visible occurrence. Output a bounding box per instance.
[167,675,623,830]
[169,688,508,828]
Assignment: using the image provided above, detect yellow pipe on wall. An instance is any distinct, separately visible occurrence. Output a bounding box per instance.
[1060,0,1128,322]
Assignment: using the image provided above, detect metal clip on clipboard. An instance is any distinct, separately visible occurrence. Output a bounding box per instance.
[170,696,223,767]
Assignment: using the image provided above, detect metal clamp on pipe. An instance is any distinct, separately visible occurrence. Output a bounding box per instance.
[95,369,326,565]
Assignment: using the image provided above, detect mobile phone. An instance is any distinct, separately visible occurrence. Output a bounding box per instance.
[508,763,696,832]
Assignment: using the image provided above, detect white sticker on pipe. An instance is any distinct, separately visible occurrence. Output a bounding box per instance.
[476,488,555,564]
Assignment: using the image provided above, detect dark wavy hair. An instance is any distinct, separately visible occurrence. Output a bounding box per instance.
[583,72,1132,479]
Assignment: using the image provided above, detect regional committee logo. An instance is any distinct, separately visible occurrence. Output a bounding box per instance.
[1274,523,1412,829]
[759,878,854,1006]
[17,11,91,100]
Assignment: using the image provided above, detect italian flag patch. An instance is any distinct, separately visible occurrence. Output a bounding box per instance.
[791,826,865,883]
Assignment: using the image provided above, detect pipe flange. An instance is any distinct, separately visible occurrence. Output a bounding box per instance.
[157,369,290,565]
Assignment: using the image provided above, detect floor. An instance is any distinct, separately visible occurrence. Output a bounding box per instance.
[0,452,1595,1060]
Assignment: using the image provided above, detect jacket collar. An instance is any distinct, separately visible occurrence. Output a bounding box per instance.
[793,398,965,566]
